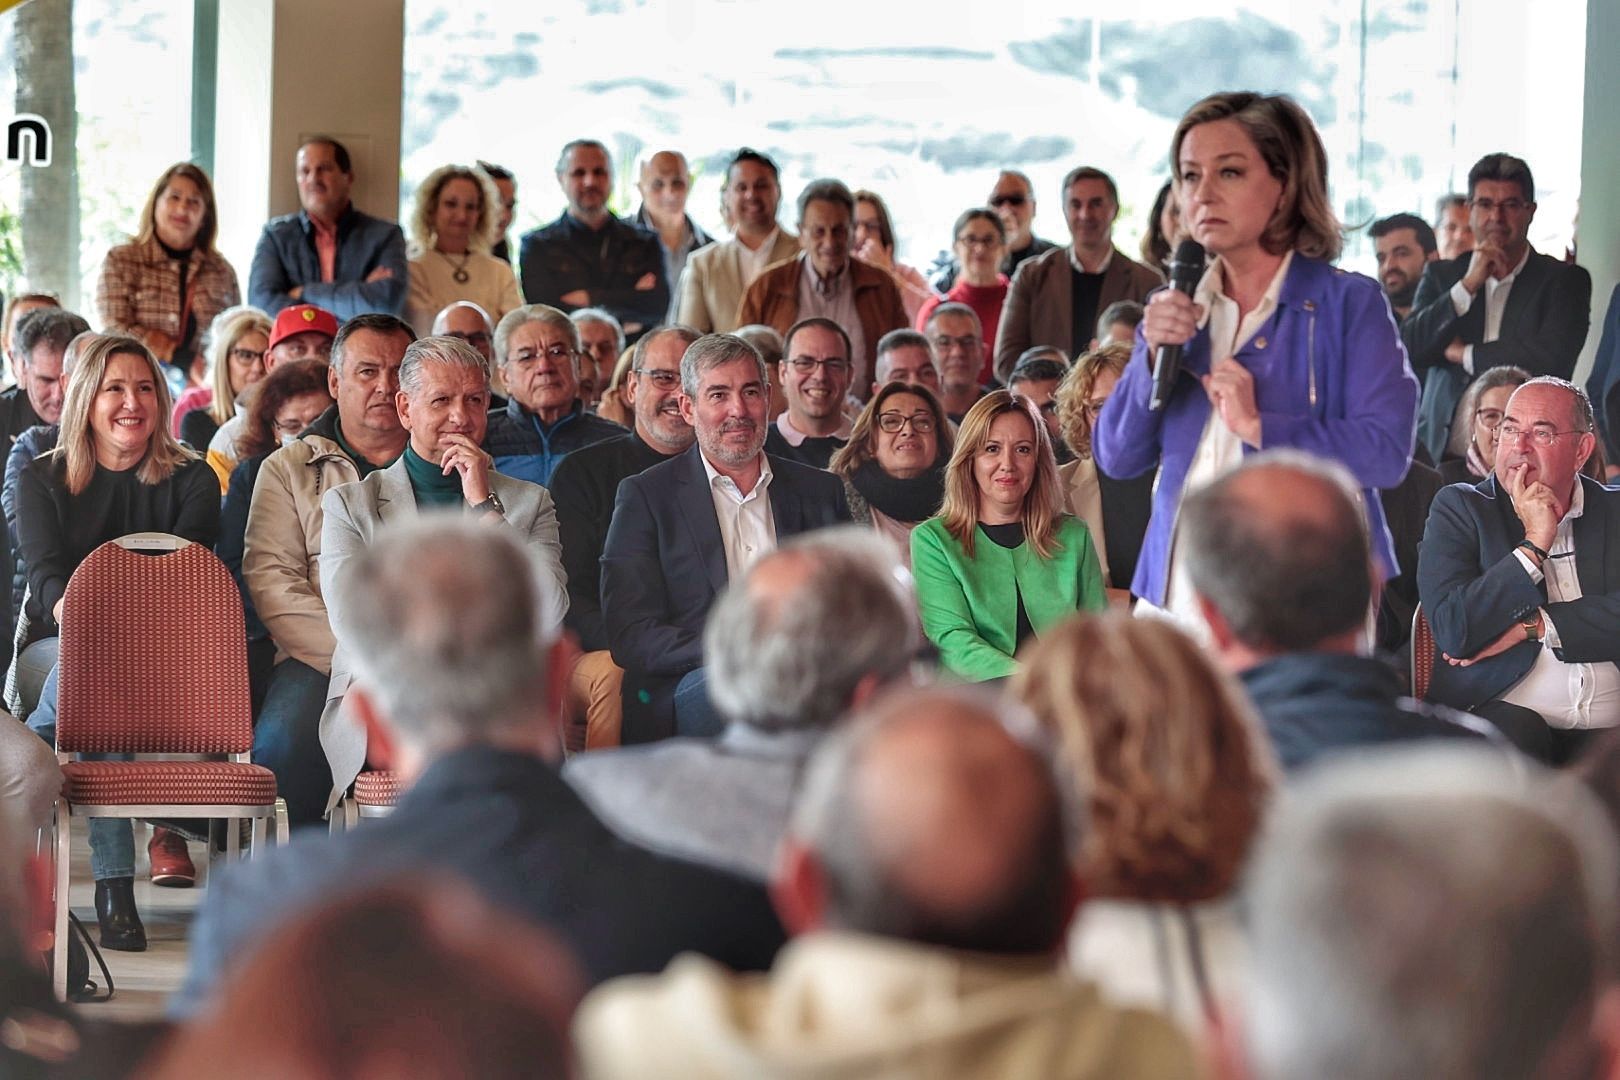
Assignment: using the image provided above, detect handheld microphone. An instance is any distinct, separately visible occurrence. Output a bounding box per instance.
[1149,239,1207,412]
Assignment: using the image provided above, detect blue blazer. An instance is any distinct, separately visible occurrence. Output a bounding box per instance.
[1094,255,1418,606]
[248,205,408,319]
[1418,473,1620,712]
[600,445,851,740]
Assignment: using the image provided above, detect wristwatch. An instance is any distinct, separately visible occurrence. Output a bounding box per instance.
[1522,614,1542,644]
[470,492,505,518]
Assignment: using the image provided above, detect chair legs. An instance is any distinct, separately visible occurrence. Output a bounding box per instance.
[51,801,70,1001]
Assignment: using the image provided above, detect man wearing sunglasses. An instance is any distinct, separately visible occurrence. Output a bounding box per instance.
[1404,153,1591,464]
[1419,377,1620,765]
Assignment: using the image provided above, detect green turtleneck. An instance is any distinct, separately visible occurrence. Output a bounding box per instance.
[402,444,466,509]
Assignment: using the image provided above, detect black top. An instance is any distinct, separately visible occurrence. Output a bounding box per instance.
[174,746,786,1015]
[517,212,670,343]
[16,454,220,632]
[218,453,271,642]
[763,426,845,471]
[1096,466,1155,591]
[979,521,1035,648]
[0,387,42,448]
[178,407,220,452]
[549,431,679,651]
[1069,266,1105,358]
[1437,456,1481,488]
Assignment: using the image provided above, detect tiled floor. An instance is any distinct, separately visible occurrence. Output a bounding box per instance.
[62,825,206,1022]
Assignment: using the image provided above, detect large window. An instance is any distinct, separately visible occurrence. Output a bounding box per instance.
[403,0,1586,278]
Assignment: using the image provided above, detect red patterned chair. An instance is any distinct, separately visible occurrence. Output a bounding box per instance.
[329,769,402,833]
[51,535,286,998]
[1411,603,1437,702]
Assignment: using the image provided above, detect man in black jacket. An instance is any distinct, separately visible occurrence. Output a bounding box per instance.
[174,515,785,1019]
[519,139,669,343]
[1182,451,1494,774]
[1402,153,1590,463]
[549,324,698,747]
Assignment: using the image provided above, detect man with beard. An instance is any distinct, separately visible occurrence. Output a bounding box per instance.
[764,318,853,469]
[1369,213,1438,323]
[676,148,799,335]
[549,325,701,748]
[601,333,850,743]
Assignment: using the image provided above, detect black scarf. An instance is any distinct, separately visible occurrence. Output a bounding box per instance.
[851,458,946,524]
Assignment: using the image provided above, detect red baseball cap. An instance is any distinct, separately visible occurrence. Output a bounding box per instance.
[268,303,339,351]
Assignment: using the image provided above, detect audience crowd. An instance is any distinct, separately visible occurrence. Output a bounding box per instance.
[4,83,1620,1079]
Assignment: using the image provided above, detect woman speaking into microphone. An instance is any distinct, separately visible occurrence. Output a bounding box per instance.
[1093,91,1418,628]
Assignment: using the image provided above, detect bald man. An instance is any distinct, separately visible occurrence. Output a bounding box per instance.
[1182,450,1494,773]
[574,688,1197,1079]
[635,150,712,321]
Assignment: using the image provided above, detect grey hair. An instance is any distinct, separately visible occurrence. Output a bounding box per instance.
[398,335,489,399]
[630,324,701,370]
[1515,375,1596,433]
[1244,746,1618,1080]
[734,324,784,365]
[431,300,493,336]
[704,526,917,733]
[569,307,625,352]
[493,304,579,368]
[1448,364,1530,459]
[555,138,609,175]
[925,300,982,338]
[679,332,768,399]
[340,517,561,753]
[330,313,415,379]
[875,330,937,382]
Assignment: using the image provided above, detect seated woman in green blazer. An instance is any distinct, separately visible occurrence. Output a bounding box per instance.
[911,389,1106,681]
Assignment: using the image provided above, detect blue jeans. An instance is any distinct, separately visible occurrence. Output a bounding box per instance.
[254,658,332,825]
[673,668,725,738]
[29,661,134,881]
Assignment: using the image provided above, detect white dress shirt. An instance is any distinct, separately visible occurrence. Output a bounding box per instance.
[737,227,783,288]
[1502,481,1620,728]
[700,450,777,581]
[1450,247,1530,375]
[1148,252,1294,637]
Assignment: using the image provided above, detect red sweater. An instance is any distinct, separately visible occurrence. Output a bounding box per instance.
[915,275,1009,386]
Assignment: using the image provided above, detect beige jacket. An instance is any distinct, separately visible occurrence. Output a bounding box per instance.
[675,230,800,333]
[242,431,361,674]
[575,931,1199,1080]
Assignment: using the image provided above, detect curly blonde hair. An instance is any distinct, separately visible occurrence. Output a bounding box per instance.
[1012,612,1277,902]
[1056,342,1131,459]
[409,165,500,254]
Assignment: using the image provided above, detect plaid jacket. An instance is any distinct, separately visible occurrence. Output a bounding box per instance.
[95,237,241,362]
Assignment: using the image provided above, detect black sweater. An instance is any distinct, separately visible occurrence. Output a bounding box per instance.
[548,431,677,651]
[16,454,220,632]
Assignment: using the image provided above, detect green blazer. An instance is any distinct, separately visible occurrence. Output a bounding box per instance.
[910,515,1106,681]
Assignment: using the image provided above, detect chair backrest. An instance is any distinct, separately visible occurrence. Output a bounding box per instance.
[1411,603,1436,701]
[56,537,252,755]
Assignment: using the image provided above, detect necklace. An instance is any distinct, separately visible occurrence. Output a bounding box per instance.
[440,248,472,284]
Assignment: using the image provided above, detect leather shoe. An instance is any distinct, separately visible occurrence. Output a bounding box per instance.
[148,826,195,887]
[94,877,146,952]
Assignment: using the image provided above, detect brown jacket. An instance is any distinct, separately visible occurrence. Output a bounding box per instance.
[736,254,908,390]
[993,245,1162,382]
[96,237,241,364]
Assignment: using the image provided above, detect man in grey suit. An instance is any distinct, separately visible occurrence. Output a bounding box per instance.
[674,148,800,334]
[1403,153,1591,463]
[317,335,566,811]
[566,527,915,881]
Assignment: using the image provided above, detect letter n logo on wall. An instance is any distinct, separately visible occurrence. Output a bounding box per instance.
[7,114,51,168]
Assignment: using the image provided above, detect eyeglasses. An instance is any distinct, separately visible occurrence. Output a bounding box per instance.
[510,345,575,366]
[1497,422,1588,447]
[956,234,1001,249]
[633,367,681,389]
[930,334,980,353]
[1474,407,1504,431]
[273,416,311,437]
[877,411,935,434]
[988,194,1027,209]
[443,331,491,350]
[1468,197,1529,214]
[230,347,265,364]
[786,356,851,376]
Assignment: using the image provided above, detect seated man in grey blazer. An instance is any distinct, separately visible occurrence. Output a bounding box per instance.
[317,335,567,812]
[567,527,915,881]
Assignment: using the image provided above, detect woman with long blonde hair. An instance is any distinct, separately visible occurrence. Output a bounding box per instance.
[910,389,1105,681]
[1013,612,1277,1026]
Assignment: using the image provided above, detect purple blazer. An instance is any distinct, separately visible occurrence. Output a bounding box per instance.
[1093,255,1418,605]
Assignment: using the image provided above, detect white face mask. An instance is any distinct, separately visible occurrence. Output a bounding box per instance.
[279,431,299,447]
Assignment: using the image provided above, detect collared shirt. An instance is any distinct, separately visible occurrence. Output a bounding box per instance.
[310,214,340,284]
[1450,246,1531,375]
[1502,481,1620,728]
[1153,251,1295,639]
[737,227,782,287]
[700,450,777,580]
[1066,246,1115,275]
[796,260,866,376]
[773,411,852,446]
